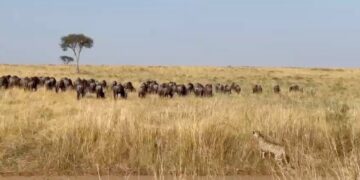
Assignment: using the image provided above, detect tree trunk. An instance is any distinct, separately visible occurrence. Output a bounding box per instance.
[72,47,82,74]
[76,48,82,74]
[76,56,80,73]
[75,50,81,73]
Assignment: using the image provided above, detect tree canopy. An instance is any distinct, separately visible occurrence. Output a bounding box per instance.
[60,34,93,73]
[60,56,74,65]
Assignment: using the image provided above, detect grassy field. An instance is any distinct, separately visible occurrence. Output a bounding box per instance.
[1,64,360,179]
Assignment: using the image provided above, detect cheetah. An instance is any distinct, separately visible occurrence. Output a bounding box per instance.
[252,130,290,165]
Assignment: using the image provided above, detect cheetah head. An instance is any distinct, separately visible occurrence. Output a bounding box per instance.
[252,130,260,138]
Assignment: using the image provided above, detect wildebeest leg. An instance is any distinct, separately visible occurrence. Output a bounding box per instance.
[77,92,81,100]
[113,91,117,100]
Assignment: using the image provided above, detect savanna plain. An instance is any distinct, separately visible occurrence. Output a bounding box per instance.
[0,64,360,179]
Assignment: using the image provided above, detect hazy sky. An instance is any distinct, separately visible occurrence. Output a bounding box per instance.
[0,0,359,67]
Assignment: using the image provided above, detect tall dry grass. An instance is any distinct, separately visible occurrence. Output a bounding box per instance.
[0,64,360,179]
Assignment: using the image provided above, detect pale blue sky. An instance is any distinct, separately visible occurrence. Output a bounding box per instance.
[0,0,359,67]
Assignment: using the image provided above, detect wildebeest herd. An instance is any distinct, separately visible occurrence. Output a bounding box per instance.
[0,75,304,100]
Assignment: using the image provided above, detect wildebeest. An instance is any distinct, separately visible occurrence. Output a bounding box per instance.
[252,84,263,94]
[273,85,281,94]
[27,77,39,91]
[20,77,29,89]
[138,82,148,98]
[88,78,96,84]
[216,83,240,94]
[148,81,159,94]
[44,78,56,90]
[76,84,86,100]
[21,77,39,91]
[158,83,173,98]
[169,82,177,93]
[100,80,107,89]
[124,81,135,92]
[224,84,232,94]
[95,84,105,98]
[0,76,9,89]
[63,78,73,90]
[176,84,187,96]
[140,80,158,94]
[204,84,213,97]
[187,83,194,94]
[74,78,83,87]
[55,79,66,93]
[215,83,223,93]
[112,82,127,99]
[289,84,303,92]
[231,83,241,94]
[39,76,48,86]
[88,82,97,93]
[8,76,21,88]
[194,83,205,97]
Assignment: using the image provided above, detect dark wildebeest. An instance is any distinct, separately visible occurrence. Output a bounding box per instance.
[39,76,48,87]
[176,84,187,96]
[20,77,30,89]
[138,82,148,98]
[20,77,39,91]
[158,83,173,98]
[8,76,21,88]
[100,80,107,89]
[45,78,56,90]
[0,76,9,89]
[169,82,177,93]
[112,82,127,99]
[224,84,232,94]
[142,80,158,94]
[204,84,213,97]
[55,79,66,93]
[273,85,281,94]
[76,84,86,100]
[252,84,263,94]
[187,83,194,94]
[289,84,303,92]
[231,83,241,94]
[95,84,105,98]
[194,83,205,97]
[63,78,73,90]
[88,82,97,93]
[124,81,135,92]
[148,81,159,94]
[88,78,96,84]
[74,78,82,87]
[27,77,40,91]
[215,83,225,93]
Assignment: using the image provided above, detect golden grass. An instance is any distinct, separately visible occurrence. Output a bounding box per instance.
[1,64,360,179]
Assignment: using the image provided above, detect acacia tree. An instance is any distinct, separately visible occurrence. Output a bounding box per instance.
[60,34,93,73]
[60,56,74,65]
